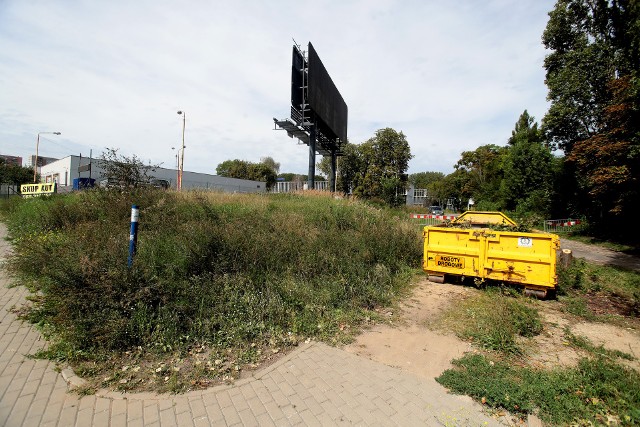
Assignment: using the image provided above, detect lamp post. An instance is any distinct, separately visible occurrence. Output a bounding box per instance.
[177,111,186,191]
[33,131,61,183]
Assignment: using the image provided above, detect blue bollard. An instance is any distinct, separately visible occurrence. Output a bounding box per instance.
[128,204,139,267]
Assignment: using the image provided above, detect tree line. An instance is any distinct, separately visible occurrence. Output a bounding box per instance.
[408,0,639,241]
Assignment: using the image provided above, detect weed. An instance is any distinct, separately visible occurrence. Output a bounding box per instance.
[436,288,542,355]
[557,259,640,321]
[3,189,422,392]
[564,329,635,361]
[437,353,640,425]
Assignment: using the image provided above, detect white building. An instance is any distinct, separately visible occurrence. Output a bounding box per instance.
[39,155,267,193]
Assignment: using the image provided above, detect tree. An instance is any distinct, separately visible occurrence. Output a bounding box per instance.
[568,76,640,231]
[260,156,280,174]
[98,148,159,188]
[0,159,34,185]
[216,159,277,190]
[338,128,412,206]
[454,144,506,209]
[500,111,554,215]
[542,0,640,237]
[335,142,364,195]
[542,0,616,152]
[437,169,473,212]
[216,159,251,178]
[408,171,445,189]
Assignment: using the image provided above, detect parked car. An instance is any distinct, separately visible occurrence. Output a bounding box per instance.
[149,179,170,189]
[429,206,444,215]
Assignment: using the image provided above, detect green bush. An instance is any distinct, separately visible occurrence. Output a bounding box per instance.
[4,190,421,357]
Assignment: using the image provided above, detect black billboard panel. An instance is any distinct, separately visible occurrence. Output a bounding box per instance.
[291,46,305,115]
[307,43,348,143]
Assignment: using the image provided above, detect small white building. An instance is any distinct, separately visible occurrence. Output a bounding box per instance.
[39,155,267,193]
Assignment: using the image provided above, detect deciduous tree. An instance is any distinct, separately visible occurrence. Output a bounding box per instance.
[542,0,640,237]
[501,111,554,215]
[98,148,159,188]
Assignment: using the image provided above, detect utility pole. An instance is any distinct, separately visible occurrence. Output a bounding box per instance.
[177,111,186,191]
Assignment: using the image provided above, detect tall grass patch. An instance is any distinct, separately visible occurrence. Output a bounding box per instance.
[435,288,543,355]
[3,190,421,360]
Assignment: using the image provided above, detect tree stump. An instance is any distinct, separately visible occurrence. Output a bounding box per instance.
[560,249,573,268]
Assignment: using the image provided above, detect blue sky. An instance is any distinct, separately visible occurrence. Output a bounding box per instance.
[0,0,556,175]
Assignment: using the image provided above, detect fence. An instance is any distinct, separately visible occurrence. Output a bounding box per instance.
[0,185,20,199]
[409,213,458,226]
[543,218,584,233]
[271,181,330,193]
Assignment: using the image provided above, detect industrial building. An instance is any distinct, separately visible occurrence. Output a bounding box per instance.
[38,155,267,193]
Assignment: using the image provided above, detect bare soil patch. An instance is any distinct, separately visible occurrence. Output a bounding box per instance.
[344,280,477,379]
[345,278,640,380]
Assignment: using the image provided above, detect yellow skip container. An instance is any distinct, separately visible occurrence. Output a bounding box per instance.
[423,211,560,297]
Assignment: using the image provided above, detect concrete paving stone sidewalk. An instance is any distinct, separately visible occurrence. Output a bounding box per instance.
[0,223,501,426]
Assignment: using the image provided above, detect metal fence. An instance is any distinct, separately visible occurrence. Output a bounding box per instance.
[271,181,330,193]
[0,185,20,199]
[543,218,584,233]
[409,213,458,227]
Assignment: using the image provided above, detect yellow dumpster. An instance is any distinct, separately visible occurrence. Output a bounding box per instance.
[423,211,560,297]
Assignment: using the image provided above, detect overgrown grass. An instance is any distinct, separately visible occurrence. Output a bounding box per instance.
[1,189,422,391]
[435,288,543,355]
[437,354,640,425]
[557,259,640,321]
[433,265,640,425]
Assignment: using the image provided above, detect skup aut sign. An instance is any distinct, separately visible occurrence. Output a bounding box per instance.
[20,183,57,197]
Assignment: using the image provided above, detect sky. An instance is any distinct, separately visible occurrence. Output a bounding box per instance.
[0,0,556,176]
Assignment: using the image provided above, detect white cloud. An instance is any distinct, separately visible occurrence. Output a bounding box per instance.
[0,0,555,175]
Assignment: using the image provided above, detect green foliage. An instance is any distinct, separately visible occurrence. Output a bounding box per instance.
[437,353,640,425]
[98,148,160,187]
[438,289,542,355]
[408,171,444,189]
[338,128,412,207]
[216,159,278,190]
[453,144,507,208]
[260,156,280,174]
[542,0,640,240]
[564,330,635,361]
[556,259,640,319]
[5,190,421,360]
[500,111,555,216]
[0,158,34,185]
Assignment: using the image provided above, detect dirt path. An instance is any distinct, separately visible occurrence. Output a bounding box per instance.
[344,281,476,380]
[561,239,640,272]
[345,276,640,426]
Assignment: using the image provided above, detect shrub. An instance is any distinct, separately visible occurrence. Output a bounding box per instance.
[4,190,422,357]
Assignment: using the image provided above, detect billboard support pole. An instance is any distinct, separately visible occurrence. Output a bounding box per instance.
[308,124,316,190]
[329,150,337,192]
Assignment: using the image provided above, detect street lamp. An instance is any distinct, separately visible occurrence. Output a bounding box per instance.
[34,131,61,183]
[177,111,186,191]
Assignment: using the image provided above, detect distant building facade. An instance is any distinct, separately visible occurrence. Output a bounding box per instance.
[28,155,58,168]
[39,155,267,193]
[0,155,23,166]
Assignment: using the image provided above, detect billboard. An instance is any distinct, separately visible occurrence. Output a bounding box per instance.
[289,43,348,146]
[307,43,348,144]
